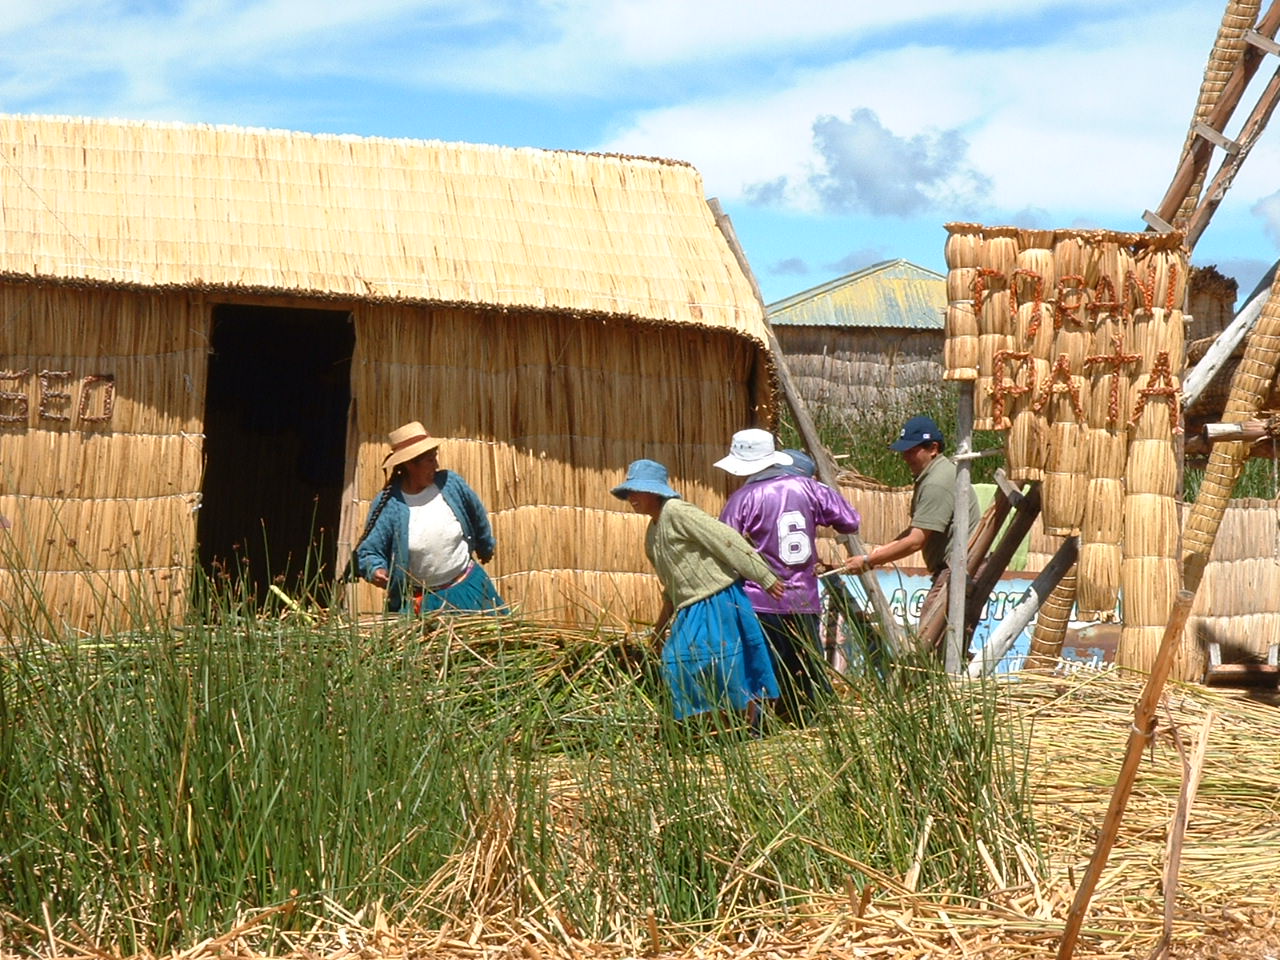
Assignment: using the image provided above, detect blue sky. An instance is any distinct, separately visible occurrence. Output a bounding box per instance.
[5,0,1279,306]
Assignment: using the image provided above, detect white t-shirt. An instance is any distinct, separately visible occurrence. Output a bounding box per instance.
[404,485,471,588]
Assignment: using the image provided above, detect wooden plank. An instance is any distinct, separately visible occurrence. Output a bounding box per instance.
[1056,590,1197,960]
[1182,283,1271,406]
[1186,62,1280,249]
[1142,209,1174,232]
[1192,120,1240,154]
[963,483,1043,631]
[1153,3,1280,229]
[1246,27,1280,56]
[966,533,1076,678]
[706,197,904,648]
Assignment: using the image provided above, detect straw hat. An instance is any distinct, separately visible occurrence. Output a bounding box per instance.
[713,429,793,476]
[383,421,443,470]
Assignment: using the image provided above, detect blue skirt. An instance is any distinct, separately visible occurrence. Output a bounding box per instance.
[416,562,507,614]
[662,582,780,720]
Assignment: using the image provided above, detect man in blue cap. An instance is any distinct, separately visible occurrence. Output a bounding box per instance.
[841,415,979,580]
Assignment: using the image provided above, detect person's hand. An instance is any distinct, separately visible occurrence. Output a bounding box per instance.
[765,580,786,600]
[371,567,390,588]
[842,554,869,575]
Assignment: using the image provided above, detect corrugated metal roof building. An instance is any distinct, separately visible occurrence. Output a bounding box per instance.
[766,259,946,414]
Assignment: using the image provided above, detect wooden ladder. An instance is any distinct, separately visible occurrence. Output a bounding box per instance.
[1146,1,1280,252]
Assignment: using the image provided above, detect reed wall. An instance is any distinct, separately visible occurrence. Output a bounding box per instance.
[772,327,943,414]
[0,282,206,631]
[344,304,771,626]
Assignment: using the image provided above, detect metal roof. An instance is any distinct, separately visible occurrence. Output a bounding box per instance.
[766,258,945,329]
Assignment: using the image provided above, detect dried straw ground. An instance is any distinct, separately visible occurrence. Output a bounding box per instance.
[7,669,1278,960]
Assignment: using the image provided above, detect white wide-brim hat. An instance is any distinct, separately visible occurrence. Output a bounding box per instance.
[713,428,793,477]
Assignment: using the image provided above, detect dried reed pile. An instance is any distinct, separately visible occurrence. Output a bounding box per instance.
[13,670,1274,960]
[943,224,1190,672]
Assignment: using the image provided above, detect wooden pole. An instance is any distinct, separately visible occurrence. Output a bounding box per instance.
[706,198,903,648]
[946,382,975,673]
[1182,283,1272,406]
[1153,2,1280,231]
[967,535,1076,678]
[1185,60,1280,250]
[963,483,1043,630]
[1056,589,1197,960]
[915,480,1018,650]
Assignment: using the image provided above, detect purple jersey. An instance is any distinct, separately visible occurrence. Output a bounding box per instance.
[719,474,860,614]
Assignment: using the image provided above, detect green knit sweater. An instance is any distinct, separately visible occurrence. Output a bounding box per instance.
[644,498,779,610]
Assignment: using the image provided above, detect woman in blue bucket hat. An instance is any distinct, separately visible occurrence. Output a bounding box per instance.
[612,459,781,724]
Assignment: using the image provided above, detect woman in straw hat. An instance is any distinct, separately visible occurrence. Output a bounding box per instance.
[612,459,782,724]
[356,421,505,614]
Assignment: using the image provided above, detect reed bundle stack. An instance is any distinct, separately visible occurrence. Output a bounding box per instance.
[944,224,1189,671]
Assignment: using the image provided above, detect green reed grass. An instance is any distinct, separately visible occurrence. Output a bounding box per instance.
[1,556,1037,955]
[777,382,1006,487]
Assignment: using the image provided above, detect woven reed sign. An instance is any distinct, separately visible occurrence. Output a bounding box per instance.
[944,224,1186,664]
[0,369,115,425]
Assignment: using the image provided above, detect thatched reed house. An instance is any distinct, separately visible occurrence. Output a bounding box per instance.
[766,259,946,415]
[0,114,778,631]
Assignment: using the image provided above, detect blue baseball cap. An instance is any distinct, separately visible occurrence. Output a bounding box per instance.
[779,449,817,477]
[611,459,682,500]
[889,415,945,452]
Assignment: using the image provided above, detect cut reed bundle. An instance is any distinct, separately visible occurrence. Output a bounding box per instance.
[1076,542,1121,621]
[946,266,978,303]
[1039,367,1088,537]
[1026,560,1078,660]
[1125,438,1179,496]
[943,302,980,380]
[1014,298,1054,358]
[1004,356,1048,481]
[943,222,985,269]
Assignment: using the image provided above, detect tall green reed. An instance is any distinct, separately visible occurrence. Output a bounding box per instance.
[1,552,1037,954]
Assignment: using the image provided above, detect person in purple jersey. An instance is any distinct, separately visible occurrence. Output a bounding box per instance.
[716,429,862,725]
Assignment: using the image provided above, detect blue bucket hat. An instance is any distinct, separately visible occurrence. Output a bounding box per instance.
[889,415,945,452]
[779,449,817,477]
[611,459,681,500]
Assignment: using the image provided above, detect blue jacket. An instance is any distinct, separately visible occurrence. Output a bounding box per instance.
[356,470,497,613]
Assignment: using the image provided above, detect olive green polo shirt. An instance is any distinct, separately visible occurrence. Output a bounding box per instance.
[911,453,981,575]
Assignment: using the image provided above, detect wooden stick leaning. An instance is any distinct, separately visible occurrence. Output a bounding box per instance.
[967,534,1076,679]
[707,197,903,649]
[1182,282,1271,407]
[1147,710,1215,960]
[1056,589,1197,960]
[945,382,975,673]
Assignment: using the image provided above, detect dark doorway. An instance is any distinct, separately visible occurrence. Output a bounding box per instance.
[198,305,354,602]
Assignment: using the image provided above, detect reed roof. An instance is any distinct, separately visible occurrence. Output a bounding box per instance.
[0,114,767,340]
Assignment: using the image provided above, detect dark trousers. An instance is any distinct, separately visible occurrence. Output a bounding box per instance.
[757,612,832,724]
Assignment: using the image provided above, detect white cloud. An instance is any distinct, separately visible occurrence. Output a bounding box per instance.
[599,3,1226,224]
